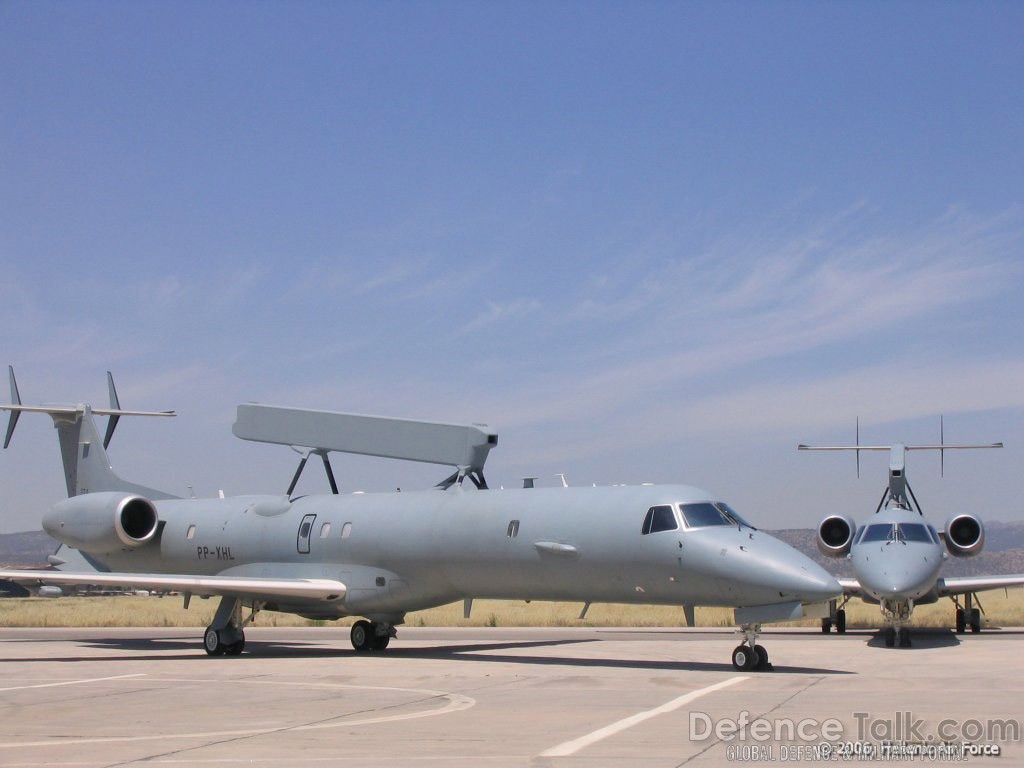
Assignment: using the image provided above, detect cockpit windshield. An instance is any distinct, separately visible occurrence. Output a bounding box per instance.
[861,523,894,543]
[898,523,933,543]
[679,503,732,528]
[859,522,935,545]
[715,502,757,530]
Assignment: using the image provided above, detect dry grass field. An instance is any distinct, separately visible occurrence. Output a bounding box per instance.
[1,589,1022,630]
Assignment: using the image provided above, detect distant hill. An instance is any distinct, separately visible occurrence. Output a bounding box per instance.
[0,530,58,567]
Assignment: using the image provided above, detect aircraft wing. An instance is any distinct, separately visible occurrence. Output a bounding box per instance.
[0,569,346,602]
[937,575,1024,597]
[837,577,862,596]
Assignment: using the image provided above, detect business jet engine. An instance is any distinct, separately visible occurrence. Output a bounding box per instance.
[817,514,857,557]
[42,491,160,554]
[944,513,984,557]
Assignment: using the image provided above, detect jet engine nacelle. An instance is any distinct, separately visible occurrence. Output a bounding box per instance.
[944,513,984,557]
[42,492,160,554]
[817,514,856,557]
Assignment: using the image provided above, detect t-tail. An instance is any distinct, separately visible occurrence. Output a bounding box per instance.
[2,366,178,500]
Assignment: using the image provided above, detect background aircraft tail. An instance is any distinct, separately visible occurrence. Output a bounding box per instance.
[2,367,179,500]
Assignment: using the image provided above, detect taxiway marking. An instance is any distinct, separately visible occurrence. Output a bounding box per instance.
[0,673,145,692]
[540,675,748,757]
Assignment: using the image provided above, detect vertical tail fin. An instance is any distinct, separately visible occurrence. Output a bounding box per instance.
[2,368,179,500]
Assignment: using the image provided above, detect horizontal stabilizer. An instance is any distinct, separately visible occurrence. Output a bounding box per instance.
[233,403,497,471]
[0,569,346,602]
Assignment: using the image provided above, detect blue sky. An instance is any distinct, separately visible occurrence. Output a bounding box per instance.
[2,2,1023,533]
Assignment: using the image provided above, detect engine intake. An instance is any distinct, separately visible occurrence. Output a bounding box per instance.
[817,514,856,557]
[43,492,160,554]
[944,513,984,557]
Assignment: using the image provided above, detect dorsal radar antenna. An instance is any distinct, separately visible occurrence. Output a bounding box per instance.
[233,403,498,495]
[798,417,1002,515]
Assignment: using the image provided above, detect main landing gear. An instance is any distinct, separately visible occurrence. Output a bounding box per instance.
[820,597,848,634]
[883,626,912,648]
[953,593,983,634]
[731,623,772,671]
[203,597,263,656]
[350,620,397,652]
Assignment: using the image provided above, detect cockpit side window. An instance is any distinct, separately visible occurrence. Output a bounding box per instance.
[680,502,731,528]
[642,505,678,534]
[715,502,757,530]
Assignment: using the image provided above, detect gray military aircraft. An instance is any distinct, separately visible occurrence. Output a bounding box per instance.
[801,424,1024,647]
[0,368,840,670]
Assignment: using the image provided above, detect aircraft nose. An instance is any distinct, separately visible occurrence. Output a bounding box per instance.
[696,530,841,605]
[760,545,841,603]
[858,551,941,600]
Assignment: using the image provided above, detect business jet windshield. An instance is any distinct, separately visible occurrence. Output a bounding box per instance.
[858,522,938,545]
[678,502,757,530]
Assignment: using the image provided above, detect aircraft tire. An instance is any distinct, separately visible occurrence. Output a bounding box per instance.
[955,609,966,634]
[754,645,771,670]
[225,634,246,655]
[203,626,226,656]
[970,608,981,633]
[884,627,895,648]
[835,610,846,634]
[351,620,373,652]
[731,645,758,671]
[898,630,911,648]
[821,618,832,633]
[371,632,391,651]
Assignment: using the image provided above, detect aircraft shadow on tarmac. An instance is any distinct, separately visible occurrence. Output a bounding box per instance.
[1,634,850,674]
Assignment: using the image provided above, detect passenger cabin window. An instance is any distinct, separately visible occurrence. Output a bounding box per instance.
[679,503,732,528]
[320,522,331,539]
[186,524,196,540]
[642,505,678,535]
[341,522,352,539]
[507,520,520,538]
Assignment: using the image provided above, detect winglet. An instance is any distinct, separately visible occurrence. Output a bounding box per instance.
[4,365,21,449]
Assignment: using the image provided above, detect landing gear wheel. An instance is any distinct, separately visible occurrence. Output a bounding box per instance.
[821,618,832,633]
[835,609,847,634]
[350,620,373,652]
[970,608,981,633]
[754,645,771,670]
[225,634,246,655]
[898,629,911,648]
[203,626,225,656]
[884,627,896,648]
[371,632,391,651]
[955,608,966,634]
[731,644,758,671]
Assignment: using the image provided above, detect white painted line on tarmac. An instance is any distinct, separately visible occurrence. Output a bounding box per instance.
[540,675,748,757]
[0,678,475,748]
[0,673,145,692]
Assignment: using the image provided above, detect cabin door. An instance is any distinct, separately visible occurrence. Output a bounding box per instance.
[297,514,317,554]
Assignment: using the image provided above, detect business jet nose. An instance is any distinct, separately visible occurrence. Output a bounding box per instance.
[759,539,841,603]
[858,555,941,600]
[697,529,841,605]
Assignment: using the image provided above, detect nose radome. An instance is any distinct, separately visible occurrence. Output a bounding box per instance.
[761,539,841,602]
